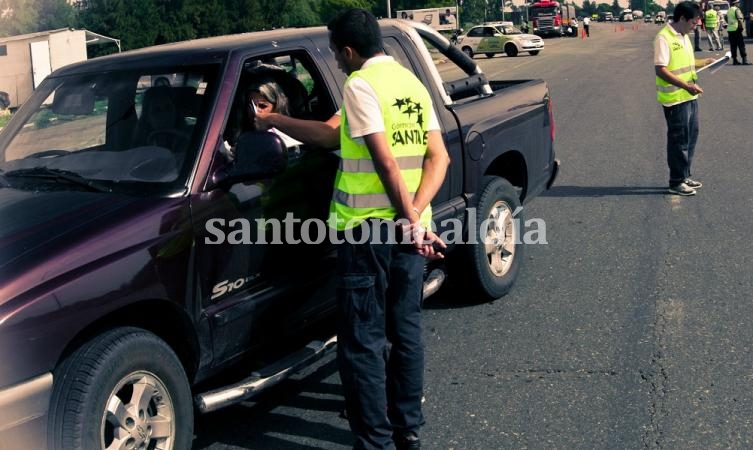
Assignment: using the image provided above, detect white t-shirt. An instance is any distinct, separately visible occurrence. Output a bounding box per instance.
[583,17,590,25]
[341,55,440,143]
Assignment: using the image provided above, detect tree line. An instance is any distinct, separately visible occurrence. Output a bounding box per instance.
[0,0,668,52]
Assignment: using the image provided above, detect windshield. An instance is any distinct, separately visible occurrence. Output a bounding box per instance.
[531,6,557,15]
[0,64,220,195]
[497,25,523,34]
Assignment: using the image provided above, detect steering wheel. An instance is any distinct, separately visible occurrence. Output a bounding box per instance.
[146,129,190,151]
[23,149,69,159]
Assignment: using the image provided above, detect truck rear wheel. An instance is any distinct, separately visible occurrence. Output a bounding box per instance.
[462,176,523,300]
[48,327,193,450]
[461,46,474,58]
[505,44,519,57]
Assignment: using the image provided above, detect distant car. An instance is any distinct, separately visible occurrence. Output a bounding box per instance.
[655,12,666,23]
[644,15,653,22]
[456,22,544,58]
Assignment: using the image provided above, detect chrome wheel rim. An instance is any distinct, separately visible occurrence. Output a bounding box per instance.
[101,371,175,450]
[484,200,516,277]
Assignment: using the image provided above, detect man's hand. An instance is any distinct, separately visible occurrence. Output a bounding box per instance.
[254,110,276,131]
[402,222,447,261]
[684,82,703,95]
[415,229,447,261]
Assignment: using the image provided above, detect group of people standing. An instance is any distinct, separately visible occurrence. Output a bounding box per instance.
[697,0,749,65]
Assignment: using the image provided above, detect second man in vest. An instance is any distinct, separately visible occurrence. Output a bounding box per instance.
[704,4,724,51]
[727,0,750,65]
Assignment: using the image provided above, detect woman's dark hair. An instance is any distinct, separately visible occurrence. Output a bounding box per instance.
[246,80,289,117]
[327,8,383,58]
[673,1,701,22]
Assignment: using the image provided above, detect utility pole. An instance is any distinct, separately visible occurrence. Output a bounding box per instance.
[387,0,391,18]
[457,0,462,31]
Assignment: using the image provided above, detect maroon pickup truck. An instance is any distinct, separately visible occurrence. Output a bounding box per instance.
[0,20,557,449]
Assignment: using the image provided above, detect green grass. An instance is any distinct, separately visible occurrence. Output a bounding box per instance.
[0,112,11,129]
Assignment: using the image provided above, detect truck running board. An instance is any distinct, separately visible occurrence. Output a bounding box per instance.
[195,269,446,414]
[423,268,446,299]
[195,335,337,413]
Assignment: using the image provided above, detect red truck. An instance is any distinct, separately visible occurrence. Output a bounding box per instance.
[529,0,578,37]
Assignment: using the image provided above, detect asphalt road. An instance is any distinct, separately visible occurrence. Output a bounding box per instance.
[193,22,753,449]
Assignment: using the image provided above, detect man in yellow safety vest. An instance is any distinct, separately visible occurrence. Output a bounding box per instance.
[727,0,750,65]
[256,8,450,449]
[704,4,724,51]
[654,1,715,196]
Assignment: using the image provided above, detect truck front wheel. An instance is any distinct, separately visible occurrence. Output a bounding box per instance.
[505,44,519,57]
[464,176,523,300]
[48,327,193,450]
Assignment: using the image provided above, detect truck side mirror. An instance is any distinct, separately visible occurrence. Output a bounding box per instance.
[215,131,287,186]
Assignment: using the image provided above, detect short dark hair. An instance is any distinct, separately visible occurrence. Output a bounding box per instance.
[673,1,701,22]
[327,8,383,58]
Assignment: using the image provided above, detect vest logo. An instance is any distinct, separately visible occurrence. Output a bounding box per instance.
[391,97,428,146]
[671,42,683,51]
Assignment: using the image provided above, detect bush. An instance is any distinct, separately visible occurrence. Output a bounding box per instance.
[33,109,55,129]
[0,109,11,129]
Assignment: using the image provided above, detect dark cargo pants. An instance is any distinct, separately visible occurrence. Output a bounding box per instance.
[336,221,425,450]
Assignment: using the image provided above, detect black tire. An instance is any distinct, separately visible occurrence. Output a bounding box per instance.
[529,50,540,56]
[463,176,523,300]
[461,46,474,58]
[48,327,193,450]
[505,44,519,57]
[485,53,495,58]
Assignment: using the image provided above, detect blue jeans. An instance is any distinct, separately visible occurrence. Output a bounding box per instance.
[662,99,698,186]
[336,221,425,450]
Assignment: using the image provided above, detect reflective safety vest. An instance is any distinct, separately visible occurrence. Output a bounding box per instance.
[727,6,741,32]
[656,26,698,105]
[704,9,718,30]
[328,59,433,231]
